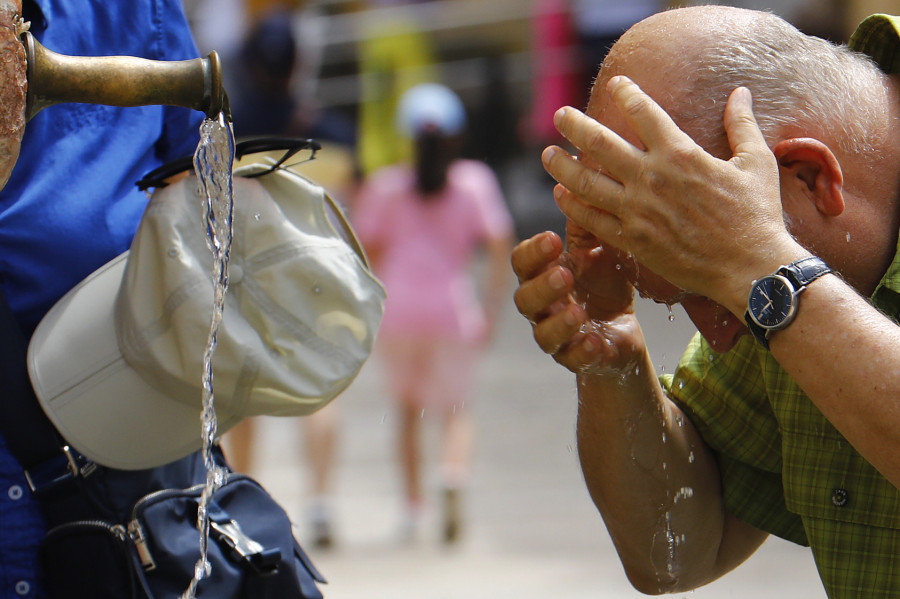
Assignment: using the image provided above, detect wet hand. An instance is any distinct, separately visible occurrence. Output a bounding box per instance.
[542,77,801,317]
[511,230,645,375]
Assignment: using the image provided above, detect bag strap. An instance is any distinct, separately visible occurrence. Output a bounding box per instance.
[0,283,96,500]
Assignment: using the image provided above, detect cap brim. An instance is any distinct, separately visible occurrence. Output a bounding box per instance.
[27,253,229,470]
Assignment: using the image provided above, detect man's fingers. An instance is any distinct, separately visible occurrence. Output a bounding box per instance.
[723,86,777,171]
[551,105,643,182]
[554,186,626,249]
[532,303,585,356]
[542,146,626,215]
[512,263,573,321]
[511,231,563,282]
[607,75,692,153]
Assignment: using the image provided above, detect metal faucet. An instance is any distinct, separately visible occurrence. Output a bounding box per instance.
[21,31,228,121]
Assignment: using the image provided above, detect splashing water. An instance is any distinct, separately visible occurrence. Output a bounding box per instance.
[181,113,235,599]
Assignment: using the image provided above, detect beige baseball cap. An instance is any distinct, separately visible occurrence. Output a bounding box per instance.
[27,164,385,470]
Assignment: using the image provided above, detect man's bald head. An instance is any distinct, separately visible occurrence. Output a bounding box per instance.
[587,5,891,170]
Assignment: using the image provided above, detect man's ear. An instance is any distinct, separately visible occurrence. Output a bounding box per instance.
[772,138,844,217]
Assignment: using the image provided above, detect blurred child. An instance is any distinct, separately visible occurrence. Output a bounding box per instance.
[353,83,514,543]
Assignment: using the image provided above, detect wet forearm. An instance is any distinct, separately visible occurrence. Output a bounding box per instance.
[574,350,737,593]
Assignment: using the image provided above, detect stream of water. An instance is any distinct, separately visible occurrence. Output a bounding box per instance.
[181,112,235,599]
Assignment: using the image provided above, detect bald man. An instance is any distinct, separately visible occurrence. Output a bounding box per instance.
[514,6,900,596]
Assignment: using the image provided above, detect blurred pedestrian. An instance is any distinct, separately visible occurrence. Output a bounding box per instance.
[353,83,515,543]
[226,7,355,146]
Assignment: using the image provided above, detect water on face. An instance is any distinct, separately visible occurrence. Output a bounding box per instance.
[181,112,235,599]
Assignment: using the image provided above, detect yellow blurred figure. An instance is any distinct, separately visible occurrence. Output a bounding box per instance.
[356,7,437,175]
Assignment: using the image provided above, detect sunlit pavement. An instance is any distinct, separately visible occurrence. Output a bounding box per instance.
[246,283,825,599]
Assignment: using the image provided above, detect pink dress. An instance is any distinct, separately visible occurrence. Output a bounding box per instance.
[353,159,513,404]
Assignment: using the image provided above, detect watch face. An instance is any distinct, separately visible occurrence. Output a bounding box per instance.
[748,274,796,329]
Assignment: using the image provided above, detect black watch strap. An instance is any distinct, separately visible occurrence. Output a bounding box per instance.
[779,256,832,289]
[744,256,832,350]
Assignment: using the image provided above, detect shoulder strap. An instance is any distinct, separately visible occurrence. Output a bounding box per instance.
[0,283,64,468]
[0,284,96,504]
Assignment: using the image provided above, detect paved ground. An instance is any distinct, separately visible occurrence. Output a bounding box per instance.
[247,283,826,599]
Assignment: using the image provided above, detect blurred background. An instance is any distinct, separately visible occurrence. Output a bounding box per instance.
[180,1,900,597]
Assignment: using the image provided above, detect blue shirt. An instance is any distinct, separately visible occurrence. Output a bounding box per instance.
[0,1,203,597]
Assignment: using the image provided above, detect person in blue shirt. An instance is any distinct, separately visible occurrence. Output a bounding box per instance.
[0,1,203,596]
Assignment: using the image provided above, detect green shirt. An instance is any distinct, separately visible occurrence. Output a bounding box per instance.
[662,15,900,598]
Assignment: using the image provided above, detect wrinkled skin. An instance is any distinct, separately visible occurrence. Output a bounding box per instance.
[0,0,25,190]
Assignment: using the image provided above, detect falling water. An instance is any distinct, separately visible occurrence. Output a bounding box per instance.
[181,112,235,599]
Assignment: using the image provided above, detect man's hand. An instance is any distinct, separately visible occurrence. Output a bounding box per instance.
[511,227,645,375]
[541,77,804,317]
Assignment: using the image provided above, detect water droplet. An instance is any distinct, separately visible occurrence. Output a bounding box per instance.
[253,212,261,221]
[615,263,622,270]
[313,285,322,294]
[846,231,851,242]
[678,379,685,390]
[661,432,667,443]
[667,305,675,322]
[688,451,695,463]
[168,247,179,257]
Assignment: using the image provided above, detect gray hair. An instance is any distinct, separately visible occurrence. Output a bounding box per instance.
[672,11,889,164]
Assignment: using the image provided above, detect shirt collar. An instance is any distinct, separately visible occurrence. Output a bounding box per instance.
[871,231,900,320]
[849,14,900,74]
[849,15,900,317]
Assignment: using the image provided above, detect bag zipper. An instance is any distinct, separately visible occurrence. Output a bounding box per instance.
[45,519,128,543]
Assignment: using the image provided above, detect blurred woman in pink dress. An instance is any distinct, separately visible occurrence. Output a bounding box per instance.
[354,83,514,543]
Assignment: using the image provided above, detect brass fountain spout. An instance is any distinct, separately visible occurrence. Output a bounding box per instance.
[21,31,228,122]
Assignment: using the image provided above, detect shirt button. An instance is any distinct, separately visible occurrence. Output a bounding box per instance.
[831,488,849,507]
[7,485,23,501]
[14,580,30,596]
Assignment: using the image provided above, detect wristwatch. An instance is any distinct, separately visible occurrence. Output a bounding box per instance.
[744,256,832,349]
